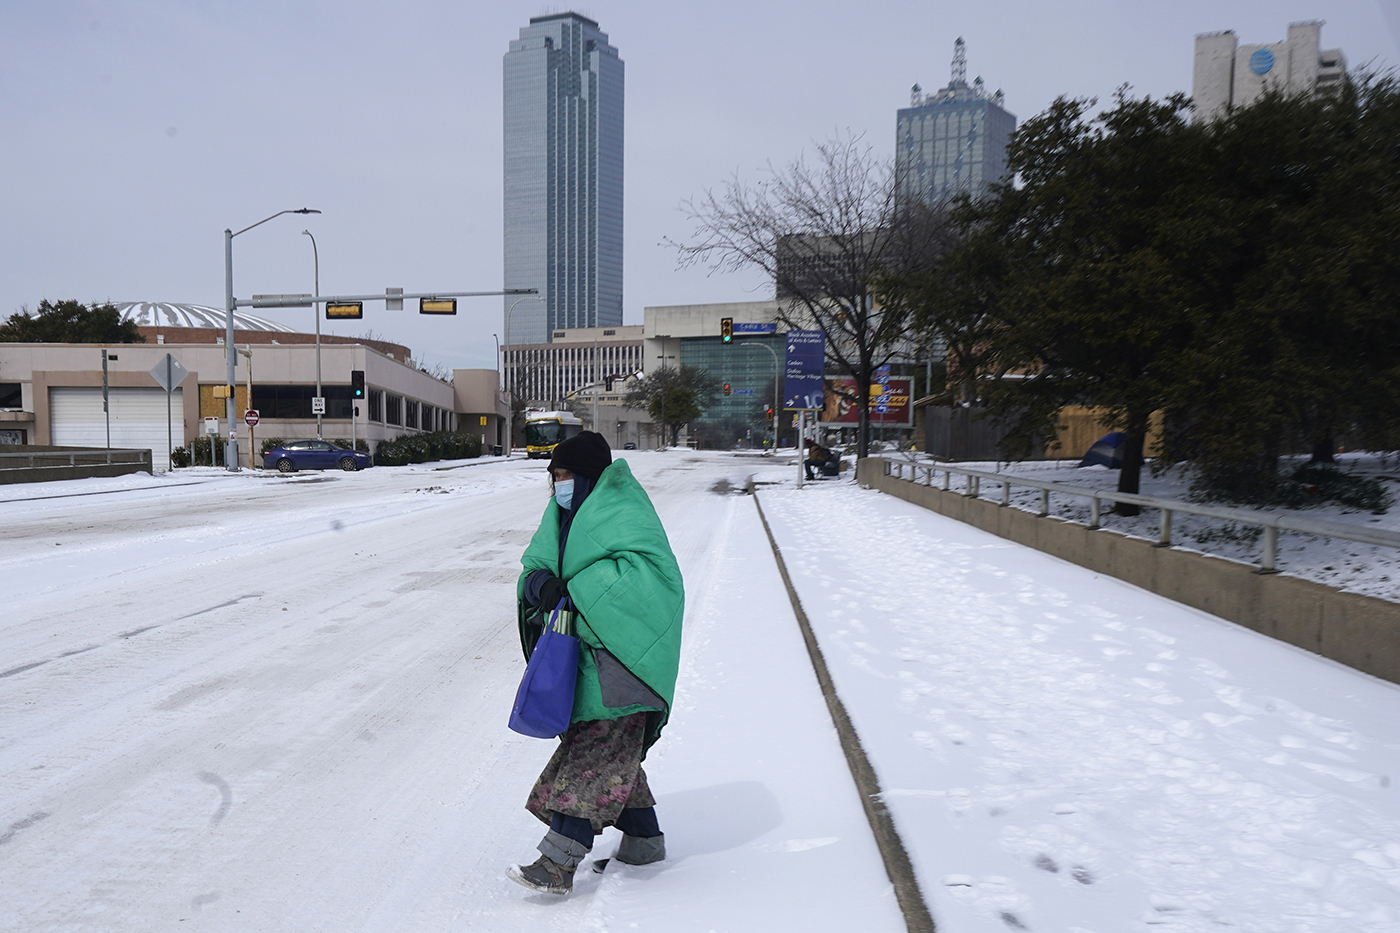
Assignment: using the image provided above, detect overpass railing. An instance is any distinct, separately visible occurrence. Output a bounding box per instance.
[877,457,1400,574]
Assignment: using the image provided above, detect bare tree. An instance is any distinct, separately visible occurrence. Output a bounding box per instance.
[671,135,914,458]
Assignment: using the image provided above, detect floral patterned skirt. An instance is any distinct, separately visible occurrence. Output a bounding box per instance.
[525,713,656,833]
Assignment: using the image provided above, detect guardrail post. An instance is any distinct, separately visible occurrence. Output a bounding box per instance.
[1257,525,1279,574]
[924,466,931,486]
[1039,488,1049,517]
[1089,495,1101,529]
[1155,509,1173,548]
[1000,481,1010,507]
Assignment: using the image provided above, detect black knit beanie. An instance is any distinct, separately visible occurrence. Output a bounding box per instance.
[548,431,613,481]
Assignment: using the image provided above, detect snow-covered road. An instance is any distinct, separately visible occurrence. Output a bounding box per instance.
[0,455,900,932]
[5,452,1400,932]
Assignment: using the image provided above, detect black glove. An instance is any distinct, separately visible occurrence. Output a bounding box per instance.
[539,575,569,611]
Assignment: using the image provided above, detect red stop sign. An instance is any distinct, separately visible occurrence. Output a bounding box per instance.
[244,409,260,427]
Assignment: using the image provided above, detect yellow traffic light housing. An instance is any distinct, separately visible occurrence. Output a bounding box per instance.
[720,317,733,343]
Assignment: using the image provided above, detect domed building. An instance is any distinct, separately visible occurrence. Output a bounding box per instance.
[0,301,508,470]
[115,302,412,361]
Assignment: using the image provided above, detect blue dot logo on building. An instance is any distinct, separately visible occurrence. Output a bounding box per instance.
[1249,48,1275,75]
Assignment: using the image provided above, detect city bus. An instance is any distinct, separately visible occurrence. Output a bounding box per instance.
[524,410,583,459]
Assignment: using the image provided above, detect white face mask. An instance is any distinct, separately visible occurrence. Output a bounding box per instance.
[554,479,575,510]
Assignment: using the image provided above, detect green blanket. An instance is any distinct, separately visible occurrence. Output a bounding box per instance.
[517,459,684,739]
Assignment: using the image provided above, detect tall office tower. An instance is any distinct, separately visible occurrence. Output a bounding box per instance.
[1193,21,1346,122]
[896,38,1016,206]
[503,12,624,346]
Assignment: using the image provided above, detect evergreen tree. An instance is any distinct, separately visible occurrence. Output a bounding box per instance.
[978,90,1211,510]
[623,365,718,447]
[0,300,145,344]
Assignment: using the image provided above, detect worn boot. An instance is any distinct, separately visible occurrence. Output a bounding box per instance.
[615,832,666,866]
[507,830,590,895]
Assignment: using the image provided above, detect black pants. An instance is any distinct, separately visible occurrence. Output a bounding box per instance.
[551,807,661,848]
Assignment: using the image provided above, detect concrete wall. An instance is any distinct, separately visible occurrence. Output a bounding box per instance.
[0,445,152,484]
[857,458,1400,686]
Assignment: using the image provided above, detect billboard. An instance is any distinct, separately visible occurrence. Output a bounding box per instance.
[819,376,912,426]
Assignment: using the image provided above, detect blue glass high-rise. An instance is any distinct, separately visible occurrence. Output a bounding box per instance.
[896,38,1015,206]
[503,12,623,346]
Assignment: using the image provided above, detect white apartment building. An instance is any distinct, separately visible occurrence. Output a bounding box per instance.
[1193,21,1347,121]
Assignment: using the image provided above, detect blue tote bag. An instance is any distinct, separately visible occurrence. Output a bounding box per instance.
[508,603,580,738]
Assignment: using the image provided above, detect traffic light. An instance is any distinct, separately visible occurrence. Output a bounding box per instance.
[723,383,731,396]
[351,370,365,399]
[326,301,363,319]
[765,405,774,423]
[720,317,733,343]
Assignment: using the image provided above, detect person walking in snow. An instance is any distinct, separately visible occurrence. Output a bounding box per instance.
[508,431,685,896]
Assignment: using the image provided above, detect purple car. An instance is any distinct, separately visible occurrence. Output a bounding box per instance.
[263,440,372,473]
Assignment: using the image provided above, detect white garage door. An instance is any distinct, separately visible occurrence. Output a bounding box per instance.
[49,387,184,472]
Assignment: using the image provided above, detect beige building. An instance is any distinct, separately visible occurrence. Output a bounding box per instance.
[1193,21,1346,121]
[0,304,506,469]
[502,324,644,407]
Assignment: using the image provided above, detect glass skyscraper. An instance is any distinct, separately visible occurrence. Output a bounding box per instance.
[503,12,624,346]
[896,38,1015,205]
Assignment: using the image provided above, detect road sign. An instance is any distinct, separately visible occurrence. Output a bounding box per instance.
[251,293,314,308]
[203,417,220,435]
[149,354,189,391]
[733,322,776,334]
[312,396,326,415]
[783,330,825,410]
[244,409,260,427]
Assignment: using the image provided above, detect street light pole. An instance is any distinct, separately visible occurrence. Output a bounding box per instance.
[238,346,254,465]
[655,352,675,449]
[224,207,320,471]
[302,230,323,439]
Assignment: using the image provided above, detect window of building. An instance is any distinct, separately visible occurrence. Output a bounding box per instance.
[249,385,353,419]
[0,383,22,409]
[368,388,383,422]
[386,394,403,426]
[405,400,419,429]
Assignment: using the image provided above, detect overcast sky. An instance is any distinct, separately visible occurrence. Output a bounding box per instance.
[2,1,1396,372]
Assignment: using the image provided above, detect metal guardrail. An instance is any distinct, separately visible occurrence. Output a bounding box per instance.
[879,457,1400,573]
[0,448,150,471]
